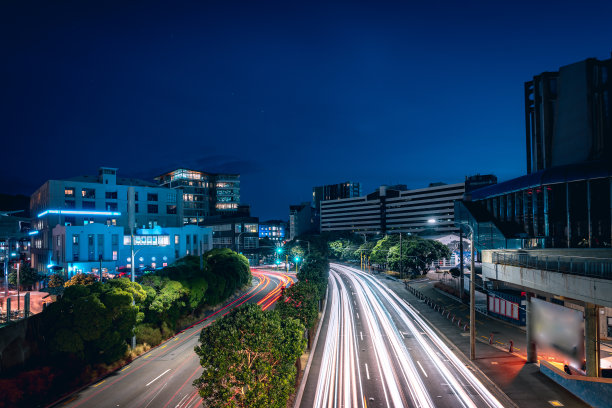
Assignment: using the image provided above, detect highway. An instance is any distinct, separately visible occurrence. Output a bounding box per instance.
[299,263,508,408]
[57,268,293,408]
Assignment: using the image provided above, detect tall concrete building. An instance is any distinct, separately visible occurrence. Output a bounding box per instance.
[455,56,612,378]
[155,169,240,225]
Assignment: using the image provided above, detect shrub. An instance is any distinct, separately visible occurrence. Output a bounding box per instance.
[135,324,162,346]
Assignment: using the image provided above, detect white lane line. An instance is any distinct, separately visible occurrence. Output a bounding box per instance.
[365,363,370,379]
[417,360,428,378]
[176,394,188,407]
[356,312,360,319]
[360,331,363,341]
[146,369,171,386]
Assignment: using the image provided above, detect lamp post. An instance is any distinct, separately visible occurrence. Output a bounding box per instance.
[462,223,476,361]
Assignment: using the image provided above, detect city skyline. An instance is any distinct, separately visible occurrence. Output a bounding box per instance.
[2,0,612,220]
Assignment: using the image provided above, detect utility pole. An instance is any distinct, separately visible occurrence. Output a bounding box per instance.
[469,225,476,360]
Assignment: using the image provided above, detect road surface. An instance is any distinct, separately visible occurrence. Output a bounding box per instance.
[299,263,509,408]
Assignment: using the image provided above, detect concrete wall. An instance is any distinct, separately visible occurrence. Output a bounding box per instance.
[0,313,44,374]
[482,261,612,308]
[540,361,612,408]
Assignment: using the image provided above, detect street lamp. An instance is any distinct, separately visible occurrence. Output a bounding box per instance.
[461,223,476,361]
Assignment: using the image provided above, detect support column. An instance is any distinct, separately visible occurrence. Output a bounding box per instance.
[526,293,537,363]
[543,186,550,245]
[532,189,539,237]
[566,183,571,248]
[459,229,464,301]
[587,180,592,248]
[585,303,600,377]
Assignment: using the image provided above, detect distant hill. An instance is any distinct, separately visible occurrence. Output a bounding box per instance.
[0,193,30,217]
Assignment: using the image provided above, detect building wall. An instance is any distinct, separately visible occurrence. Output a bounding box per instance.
[320,183,464,235]
[30,169,182,272]
[51,224,212,275]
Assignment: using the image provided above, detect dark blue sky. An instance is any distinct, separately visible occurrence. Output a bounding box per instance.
[2,0,611,220]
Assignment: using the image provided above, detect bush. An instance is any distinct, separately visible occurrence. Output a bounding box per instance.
[135,324,162,346]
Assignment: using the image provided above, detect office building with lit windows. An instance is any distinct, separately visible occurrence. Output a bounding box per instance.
[50,224,211,276]
[259,220,287,243]
[201,217,259,264]
[320,176,496,236]
[155,169,240,224]
[29,167,209,273]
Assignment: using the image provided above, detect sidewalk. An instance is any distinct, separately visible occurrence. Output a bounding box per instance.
[381,276,589,408]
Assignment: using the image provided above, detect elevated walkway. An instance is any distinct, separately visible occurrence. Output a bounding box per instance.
[454,200,523,250]
[482,249,612,308]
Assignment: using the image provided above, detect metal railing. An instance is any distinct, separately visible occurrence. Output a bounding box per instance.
[491,251,612,280]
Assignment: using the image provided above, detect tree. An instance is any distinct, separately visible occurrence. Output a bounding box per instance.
[64,273,96,287]
[369,235,399,266]
[193,304,305,408]
[8,265,44,290]
[48,273,66,288]
[43,282,138,364]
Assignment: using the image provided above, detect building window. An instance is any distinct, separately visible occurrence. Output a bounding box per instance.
[148,204,158,214]
[72,235,79,244]
[82,188,96,199]
[186,235,190,245]
[106,202,118,211]
[105,191,118,199]
[135,204,139,213]
[167,193,176,202]
[88,234,95,261]
[147,193,158,201]
[83,201,96,209]
[112,250,118,261]
[65,200,75,208]
[174,235,179,245]
[166,205,177,214]
[65,187,75,197]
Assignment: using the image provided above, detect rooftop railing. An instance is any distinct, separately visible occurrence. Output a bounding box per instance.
[491,251,612,280]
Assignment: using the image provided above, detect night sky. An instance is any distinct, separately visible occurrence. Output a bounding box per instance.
[2,0,611,221]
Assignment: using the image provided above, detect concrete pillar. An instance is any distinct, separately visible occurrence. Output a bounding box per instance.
[585,303,601,377]
[587,180,592,248]
[566,183,571,248]
[526,293,537,363]
[543,186,550,246]
[532,189,539,237]
[523,190,529,233]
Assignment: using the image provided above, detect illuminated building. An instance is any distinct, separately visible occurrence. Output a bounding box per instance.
[155,169,240,224]
[258,220,287,243]
[30,167,184,272]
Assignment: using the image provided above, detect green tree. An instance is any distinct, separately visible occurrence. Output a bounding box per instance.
[48,273,66,288]
[43,282,138,364]
[193,304,305,408]
[8,265,44,290]
[369,235,399,265]
[64,273,96,287]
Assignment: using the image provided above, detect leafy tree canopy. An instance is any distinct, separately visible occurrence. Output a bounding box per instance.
[193,304,305,408]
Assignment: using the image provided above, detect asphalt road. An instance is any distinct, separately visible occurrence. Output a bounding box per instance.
[56,269,294,408]
[299,263,510,408]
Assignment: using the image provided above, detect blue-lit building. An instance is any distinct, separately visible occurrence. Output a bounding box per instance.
[30,167,190,272]
[51,224,211,276]
[258,220,287,243]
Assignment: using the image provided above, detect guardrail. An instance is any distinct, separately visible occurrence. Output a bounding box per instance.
[491,251,612,280]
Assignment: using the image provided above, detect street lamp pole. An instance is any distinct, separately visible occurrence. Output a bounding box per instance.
[463,223,476,361]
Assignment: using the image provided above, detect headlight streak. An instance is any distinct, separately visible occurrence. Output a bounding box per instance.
[312,271,366,408]
[335,267,434,408]
[336,264,505,408]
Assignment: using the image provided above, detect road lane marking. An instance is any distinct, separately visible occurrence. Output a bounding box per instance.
[121,365,130,372]
[175,394,188,407]
[365,363,370,379]
[417,360,428,377]
[356,312,360,319]
[146,369,171,386]
[360,331,363,341]
[548,401,564,407]
[160,344,168,349]
[92,380,105,387]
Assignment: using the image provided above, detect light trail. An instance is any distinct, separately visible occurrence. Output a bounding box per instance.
[306,263,506,407]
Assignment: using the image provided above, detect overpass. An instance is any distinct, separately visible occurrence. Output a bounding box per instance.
[482,249,612,377]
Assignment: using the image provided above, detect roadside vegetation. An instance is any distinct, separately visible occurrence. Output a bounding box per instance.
[0,249,251,408]
[193,243,330,408]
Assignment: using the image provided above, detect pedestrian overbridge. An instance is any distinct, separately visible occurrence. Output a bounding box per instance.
[481,249,612,308]
[481,248,612,378]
